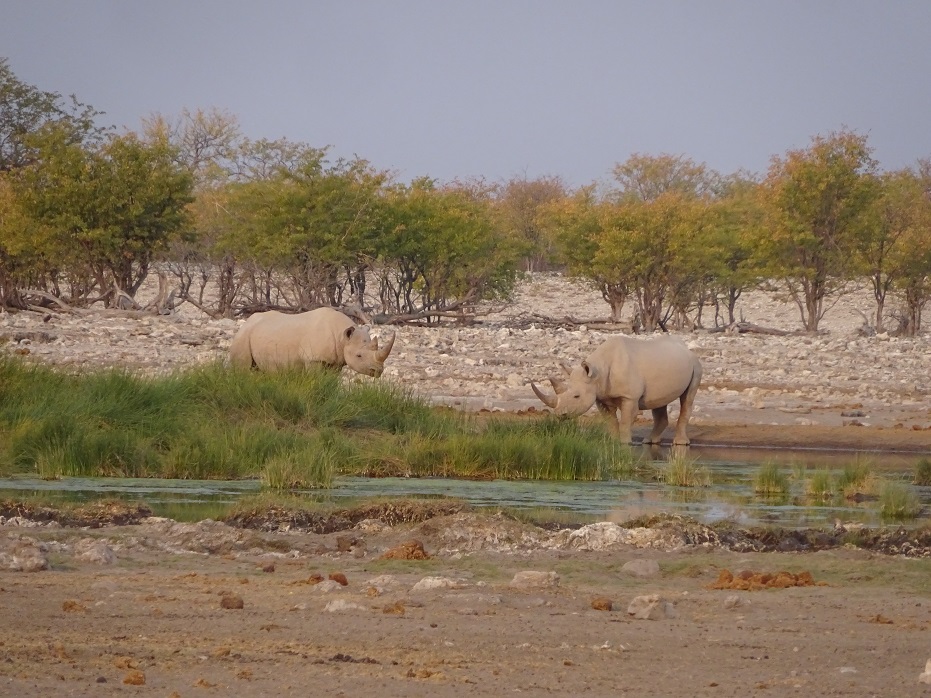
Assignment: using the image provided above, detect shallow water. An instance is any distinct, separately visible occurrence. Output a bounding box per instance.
[1,445,928,528]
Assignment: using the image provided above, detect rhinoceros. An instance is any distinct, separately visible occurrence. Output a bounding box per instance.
[531,335,702,445]
[229,307,395,377]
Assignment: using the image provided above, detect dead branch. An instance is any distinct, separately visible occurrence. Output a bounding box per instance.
[507,313,634,332]
[706,321,790,336]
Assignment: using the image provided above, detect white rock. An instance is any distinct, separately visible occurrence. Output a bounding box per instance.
[410,576,464,593]
[509,570,559,590]
[627,594,677,620]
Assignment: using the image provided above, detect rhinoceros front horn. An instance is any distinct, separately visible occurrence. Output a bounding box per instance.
[531,381,557,409]
[376,331,396,362]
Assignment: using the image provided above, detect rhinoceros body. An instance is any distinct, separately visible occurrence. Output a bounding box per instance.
[229,307,395,377]
[532,335,702,445]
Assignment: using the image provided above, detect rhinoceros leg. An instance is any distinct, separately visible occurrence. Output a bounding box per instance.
[672,365,703,446]
[616,399,638,445]
[645,406,669,444]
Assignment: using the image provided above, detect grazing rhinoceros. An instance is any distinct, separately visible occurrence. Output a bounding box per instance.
[531,335,702,445]
[229,307,395,377]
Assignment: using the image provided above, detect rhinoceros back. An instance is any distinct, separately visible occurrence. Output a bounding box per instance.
[235,308,351,370]
[600,336,698,408]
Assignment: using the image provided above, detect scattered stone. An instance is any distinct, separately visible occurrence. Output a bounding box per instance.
[328,572,349,586]
[919,659,931,684]
[122,670,146,685]
[311,580,346,593]
[723,594,741,610]
[591,597,613,611]
[324,599,366,613]
[260,562,275,573]
[411,576,464,593]
[509,570,559,590]
[366,574,400,593]
[627,594,677,620]
[220,594,244,609]
[74,539,116,565]
[380,539,431,560]
[707,569,820,591]
[0,541,49,572]
[62,600,87,613]
[383,601,406,615]
[622,558,660,578]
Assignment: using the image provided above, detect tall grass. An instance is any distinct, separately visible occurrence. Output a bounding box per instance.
[753,462,789,496]
[836,457,879,497]
[915,458,931,487]
[879,480,922,521]
[660,449,711,487]
[805,469,835,501]
[0,357,633,486]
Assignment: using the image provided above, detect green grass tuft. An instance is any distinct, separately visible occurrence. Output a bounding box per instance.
[914,458,931,487]
[879,480,922,521]
[660,450,711,487]
[753,462,789,495]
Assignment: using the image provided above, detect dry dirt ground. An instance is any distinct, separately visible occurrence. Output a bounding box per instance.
[2,507,931,697]
[2,274,931,696]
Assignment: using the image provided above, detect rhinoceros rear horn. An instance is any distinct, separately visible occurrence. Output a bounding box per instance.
[375,331,396,362]
[559,362,572,377]
[549,376,568,394]
[531,381,557,409]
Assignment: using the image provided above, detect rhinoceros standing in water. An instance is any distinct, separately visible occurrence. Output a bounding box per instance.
[531,335,702,445]
[229,307,395,377]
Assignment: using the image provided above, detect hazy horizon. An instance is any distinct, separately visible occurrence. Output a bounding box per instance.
[4,1,930,185]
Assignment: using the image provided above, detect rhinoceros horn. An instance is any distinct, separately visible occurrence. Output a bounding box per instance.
[559,362,572,377]
[375,331,396,362]
[549,376,568,394]
[531,381,557,408]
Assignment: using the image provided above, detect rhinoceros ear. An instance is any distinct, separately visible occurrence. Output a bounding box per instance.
[581,361,598,380]
[344,326,356,341]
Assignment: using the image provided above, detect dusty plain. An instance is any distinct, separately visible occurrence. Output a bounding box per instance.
[1,273,931,696]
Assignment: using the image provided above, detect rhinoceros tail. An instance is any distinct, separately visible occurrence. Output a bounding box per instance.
[229,325,256,369]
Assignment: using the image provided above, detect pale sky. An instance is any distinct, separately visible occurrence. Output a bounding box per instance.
[3,1,930,186]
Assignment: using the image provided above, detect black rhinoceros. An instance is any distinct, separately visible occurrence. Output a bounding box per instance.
[531,335,702,445]
[229,307,395,377]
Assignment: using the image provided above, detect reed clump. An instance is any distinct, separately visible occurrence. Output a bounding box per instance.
[0,357,632,487]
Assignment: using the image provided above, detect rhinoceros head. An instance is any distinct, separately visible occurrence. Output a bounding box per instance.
[531,361,599,416]
[343,326,396,377]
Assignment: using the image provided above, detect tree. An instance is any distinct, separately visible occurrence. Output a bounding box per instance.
[10,127,193,303]
[611,153,719,203]
[378,179,519,322]
[706,172,766,326]
[757,130,878,331]
[494,174,567,271]
[887,158,931,335]
[0,57,105,173]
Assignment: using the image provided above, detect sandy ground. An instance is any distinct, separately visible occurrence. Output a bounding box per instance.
[2,513,931,697]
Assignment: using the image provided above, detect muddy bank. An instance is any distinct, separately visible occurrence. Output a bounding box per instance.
[3,500,930,558]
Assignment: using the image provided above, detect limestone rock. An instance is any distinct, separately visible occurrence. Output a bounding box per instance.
[622,558,660,578]
[627,594,677,620]
[509,570,559,590]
